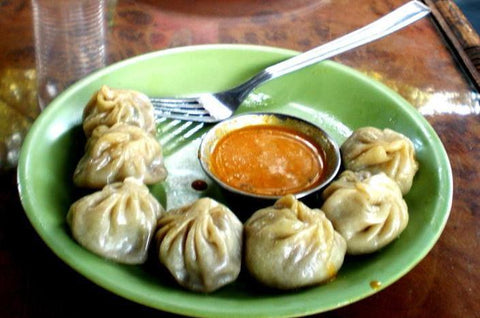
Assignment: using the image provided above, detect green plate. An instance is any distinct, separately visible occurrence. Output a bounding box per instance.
[18,44,452,318]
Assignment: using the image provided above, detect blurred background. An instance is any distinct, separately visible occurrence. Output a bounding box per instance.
[455,0,480,33]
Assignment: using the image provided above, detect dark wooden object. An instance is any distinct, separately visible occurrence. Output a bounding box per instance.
[425,0,480,89]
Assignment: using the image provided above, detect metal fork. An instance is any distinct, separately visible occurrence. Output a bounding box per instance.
[151,0,430,123]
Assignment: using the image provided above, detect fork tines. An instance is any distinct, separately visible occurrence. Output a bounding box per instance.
[151,97,216,122]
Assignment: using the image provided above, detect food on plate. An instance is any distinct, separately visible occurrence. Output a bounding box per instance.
[341,127,418,194]
[67,85,418,294]
[321,170,409,255]
[209,124,326,196]
[67,177,164,264]
[155,197,243,293]
[73,123,167,188]
[244,195,346,290]
[82,85,156,137]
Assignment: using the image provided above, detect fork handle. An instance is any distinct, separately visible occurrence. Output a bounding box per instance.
[233,1,430,100]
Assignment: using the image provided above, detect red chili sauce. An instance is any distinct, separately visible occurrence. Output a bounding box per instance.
[210,125,326,196]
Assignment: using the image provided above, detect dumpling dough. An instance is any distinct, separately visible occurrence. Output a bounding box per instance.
[321,170,409,255]
[155,198,243,293]
[67,177,164,264]
[74,123,167,188]
[341,127,418,194]
[83,85,156,137]
[244,195,346,290]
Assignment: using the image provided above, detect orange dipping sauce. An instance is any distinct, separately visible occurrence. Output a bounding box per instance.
[210,125,326,196]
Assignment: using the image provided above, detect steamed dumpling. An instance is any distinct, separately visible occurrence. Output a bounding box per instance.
[155,198,243,293]
[67,177,164,264]
[73,123,167,188]
[83,85,156,137]
[341,127,418,194]
[321,170,408,255]
[244,195,346,290]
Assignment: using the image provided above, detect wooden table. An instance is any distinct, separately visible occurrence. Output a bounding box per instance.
[1,0,479,317]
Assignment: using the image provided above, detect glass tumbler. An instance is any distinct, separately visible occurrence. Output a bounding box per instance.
[32,0,107,109]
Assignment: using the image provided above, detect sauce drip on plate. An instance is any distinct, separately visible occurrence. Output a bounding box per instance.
[191,179,208,191]
[210,125,326,196]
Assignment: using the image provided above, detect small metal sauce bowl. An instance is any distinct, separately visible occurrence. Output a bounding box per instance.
[198,112,341,211]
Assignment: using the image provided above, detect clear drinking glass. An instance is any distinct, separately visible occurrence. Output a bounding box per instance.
[32,0,107,109]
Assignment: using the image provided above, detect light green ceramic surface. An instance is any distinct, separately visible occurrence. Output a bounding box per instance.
[17,44,452,318]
